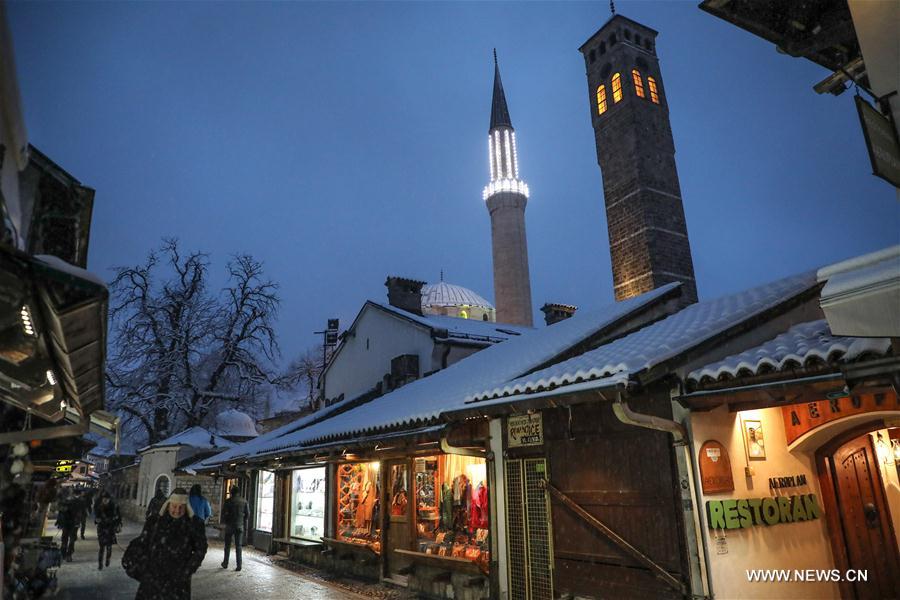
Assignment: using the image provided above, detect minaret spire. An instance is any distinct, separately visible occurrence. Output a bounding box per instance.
[490,49,512,130]
[483,51,533,326]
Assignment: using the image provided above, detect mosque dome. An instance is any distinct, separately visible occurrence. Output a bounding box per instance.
[214,409,258,438]
[421,282,496,321]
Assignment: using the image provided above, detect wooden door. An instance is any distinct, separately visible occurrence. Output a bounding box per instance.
[384,459,412,579]
[832,433,900,599]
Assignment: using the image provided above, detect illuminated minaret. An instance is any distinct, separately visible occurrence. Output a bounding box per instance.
[483,51,534,327]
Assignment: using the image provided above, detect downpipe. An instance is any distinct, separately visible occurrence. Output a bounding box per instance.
[610,391,711,600]
[440,425,491,459]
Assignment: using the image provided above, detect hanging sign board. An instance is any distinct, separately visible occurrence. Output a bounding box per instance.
[856,95,900,188]
[507,413,543,447]
[698,440,734,494]
[782,390,899,445]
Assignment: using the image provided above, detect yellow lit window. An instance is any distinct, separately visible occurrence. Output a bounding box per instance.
[596,85,607,115]
[632,69,645,98]
[612,73,622,103]
[648,76,659,104]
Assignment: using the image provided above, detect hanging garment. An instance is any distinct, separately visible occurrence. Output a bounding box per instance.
[440,483,453,528]
[469,482,489,531]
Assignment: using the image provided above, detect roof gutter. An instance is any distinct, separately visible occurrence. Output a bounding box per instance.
[440,424,490,459]
[610,391,686,445]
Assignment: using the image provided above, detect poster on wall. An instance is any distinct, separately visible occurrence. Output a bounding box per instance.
[698,440,734,494]
[742,418,766,460]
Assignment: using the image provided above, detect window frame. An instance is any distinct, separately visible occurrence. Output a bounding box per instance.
[632,69,645,99]
[597,85,607,115]
[612,73,623,103]
[648,76,660,104]
[255,469,276,533]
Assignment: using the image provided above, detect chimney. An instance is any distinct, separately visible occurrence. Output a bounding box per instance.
[540,303,577,326]
[385,276,426,316]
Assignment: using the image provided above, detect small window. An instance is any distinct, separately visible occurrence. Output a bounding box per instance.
[599,42,606,55]
[648,76,660,104]
[624,30,632,41]
[635,34,642,46]
[632,69,645,98]
[612,73,622,103]
[589,49,596,63]
[596,85,608,115]
[610,34,617,45]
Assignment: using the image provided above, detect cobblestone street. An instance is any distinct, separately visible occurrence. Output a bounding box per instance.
[50,520,364,599]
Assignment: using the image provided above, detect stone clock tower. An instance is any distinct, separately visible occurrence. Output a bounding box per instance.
[580,15,698,305]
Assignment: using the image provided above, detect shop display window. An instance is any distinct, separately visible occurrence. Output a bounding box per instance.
[290,467,326,541]
[414,455,489,570]
[256,470,275,533]
[390,463,409,518]
[336,462,381,553]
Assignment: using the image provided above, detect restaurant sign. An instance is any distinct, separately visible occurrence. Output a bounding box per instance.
[706,494,821,530]
[856,95,900,188]
[782,391,898,445]
[507,413,543,447]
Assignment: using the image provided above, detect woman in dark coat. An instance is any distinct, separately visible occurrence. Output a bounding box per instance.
[134,488,208,600]
[94,490,121,570]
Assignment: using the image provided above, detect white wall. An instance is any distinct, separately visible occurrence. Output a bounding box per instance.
[690,405,840,599]
[323,306,435,402]
[138,448,178,506]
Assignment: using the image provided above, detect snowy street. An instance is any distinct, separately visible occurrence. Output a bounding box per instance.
[49,520,362,599]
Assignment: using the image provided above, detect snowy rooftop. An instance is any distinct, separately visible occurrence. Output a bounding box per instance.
[422,281,494,310]
[687,319,892,385]
[209,283,680,460]
[213,409,259,438]
[370,301,532,342]
[468,271,818,403]
[140,426,235,453]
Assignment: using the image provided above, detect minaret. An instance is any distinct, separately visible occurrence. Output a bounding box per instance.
[483,51,534,327]
[579,15,698,305]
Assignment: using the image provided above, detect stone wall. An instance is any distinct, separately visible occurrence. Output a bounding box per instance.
[175,474,224,530]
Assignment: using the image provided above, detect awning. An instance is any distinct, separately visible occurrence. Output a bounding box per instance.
[0,246,108,436]
[818,245,900,337]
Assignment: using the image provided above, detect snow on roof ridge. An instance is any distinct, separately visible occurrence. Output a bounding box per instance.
[687,319,892,383]
[817,245,900,282]
[470,271,818,402]
[221,284,680,458]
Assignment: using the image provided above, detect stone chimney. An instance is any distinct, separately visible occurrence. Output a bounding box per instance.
[385,276,426,316]
[540,303,577,326]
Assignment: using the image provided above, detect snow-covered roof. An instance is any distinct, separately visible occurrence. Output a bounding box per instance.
[213,409,258,438]
[370,301,531,342]
[468,271,818,403]
[34,254,107,288]
[687,319,892,385]
[207,283,680,460]
[422,281,494,310]
[140,426,234,453]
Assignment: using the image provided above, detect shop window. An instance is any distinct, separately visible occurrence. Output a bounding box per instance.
[413,455,489,570]
[256,470,275,533]
[612,73,622,103]
[597,85,607,115]
[336,462,381,552]
[632,69,645,98]
[390,463,409,518]
[648,76,660,104]
[290,467,326,541]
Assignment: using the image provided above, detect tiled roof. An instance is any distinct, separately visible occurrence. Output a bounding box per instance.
[687,319,892,384]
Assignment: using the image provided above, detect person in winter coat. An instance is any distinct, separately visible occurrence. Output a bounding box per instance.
[55,493,79,561]
[188,484,212,523]
[220,485,249,571]
[145,487,166,520]
[134,488,208,600]
[94,490,122,570]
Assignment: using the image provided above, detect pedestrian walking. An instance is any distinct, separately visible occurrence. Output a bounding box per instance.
[55,492,79,561]
[188,483,212,523]
[145,487,166,520]
[77,490,90,540]
[133,488,207,600]
[94,490,122,570]
[220,485,249,571]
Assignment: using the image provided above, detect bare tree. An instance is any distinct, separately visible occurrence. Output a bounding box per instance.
[106,239,279,444]
[279,347,324,411]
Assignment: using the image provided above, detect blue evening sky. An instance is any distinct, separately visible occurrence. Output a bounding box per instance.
[9,1,899,364]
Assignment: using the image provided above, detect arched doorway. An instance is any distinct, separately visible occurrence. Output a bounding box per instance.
[154,474,171,498]
[816,420,900,599]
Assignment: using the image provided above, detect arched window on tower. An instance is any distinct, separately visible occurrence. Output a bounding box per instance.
[648,76,660,104]
[611,73,622,103]
[596,85,607,115]
[632,69,645,98]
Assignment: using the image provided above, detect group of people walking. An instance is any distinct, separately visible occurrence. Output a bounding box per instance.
[55,483,248,600]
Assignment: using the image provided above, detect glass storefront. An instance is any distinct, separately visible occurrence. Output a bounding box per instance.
[290,467,326,541]
[414,455,489,568]
[256,470,275,533]
[336,461,381,552]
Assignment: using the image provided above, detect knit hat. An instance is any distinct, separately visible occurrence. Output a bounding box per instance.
[159,487,195,518]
